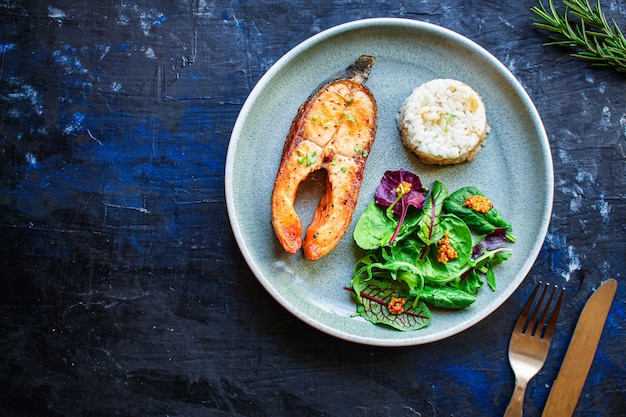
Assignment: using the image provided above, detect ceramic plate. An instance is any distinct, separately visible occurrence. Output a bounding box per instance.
[225,18,553,346]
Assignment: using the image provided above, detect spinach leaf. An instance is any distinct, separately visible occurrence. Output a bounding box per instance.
[449,270,484,295]
[417,181,448,246]
[392,207,423,242]
[414,214,473,285]
[383,235,425,265]
[353,200,422,250]
[443,187,515,241]
[410,285,477,309]
[353,200,396,250]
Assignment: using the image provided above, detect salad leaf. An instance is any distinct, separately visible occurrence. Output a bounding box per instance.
[464,243,512,291]
[348,169,515,332]
[417,181,448,246]
[352,250,423,294]
[410,285,477,309]
[374,169,425,217]
[374,169,426,244]
[443,187,515,241]
[414,214,474,285]
[472,228,507,259]
[486,268,496,292]
[384,235,425,265]
[353,200,422,250]
[349,279,431,331]
[353,200,397,250]
[450,270,484,295]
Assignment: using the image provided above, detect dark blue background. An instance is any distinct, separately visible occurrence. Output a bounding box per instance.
[1,1,624,416]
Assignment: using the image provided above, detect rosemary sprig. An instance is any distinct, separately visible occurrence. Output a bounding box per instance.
[530,0,626,72]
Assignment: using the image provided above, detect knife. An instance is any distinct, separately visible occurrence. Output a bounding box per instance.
[541,278,618,417]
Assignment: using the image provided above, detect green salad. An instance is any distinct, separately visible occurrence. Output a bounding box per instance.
[347,169,515,331]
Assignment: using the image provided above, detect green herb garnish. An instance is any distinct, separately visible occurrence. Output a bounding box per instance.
[343,111,356,123]
[531,0,626,72]
[443,113,457,133]
[297,151,317,167]
[311,114,329,129]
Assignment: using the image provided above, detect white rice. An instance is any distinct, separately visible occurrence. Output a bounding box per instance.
[398,79,489,165]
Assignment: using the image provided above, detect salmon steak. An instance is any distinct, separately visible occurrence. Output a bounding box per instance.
[271,55,378,260]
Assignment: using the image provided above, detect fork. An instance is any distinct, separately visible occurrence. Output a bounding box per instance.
[504,282,564,417]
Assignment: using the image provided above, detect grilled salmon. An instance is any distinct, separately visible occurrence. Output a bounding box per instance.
[271,55,378,260]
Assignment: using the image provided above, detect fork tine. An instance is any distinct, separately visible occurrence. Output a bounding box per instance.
[526,283,547,333]
[514,282,541,333]
[522,282,564,338]
[531,283,555,336]
[542,286,564,340]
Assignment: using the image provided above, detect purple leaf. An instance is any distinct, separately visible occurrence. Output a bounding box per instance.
[373,169,426,243]
[374,169,425,216]
[472,228,507,259]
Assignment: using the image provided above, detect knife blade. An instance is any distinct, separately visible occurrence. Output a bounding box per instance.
[541,278,618,417]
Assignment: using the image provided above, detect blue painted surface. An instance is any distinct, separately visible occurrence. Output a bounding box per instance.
[1,1,624,416]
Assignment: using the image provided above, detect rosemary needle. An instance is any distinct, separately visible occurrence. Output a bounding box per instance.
[530,0,626,72]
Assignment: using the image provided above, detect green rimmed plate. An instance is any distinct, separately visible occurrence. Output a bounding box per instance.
[225,18,553,346]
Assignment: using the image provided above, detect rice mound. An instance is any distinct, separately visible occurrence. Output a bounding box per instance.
[398,79,489,165]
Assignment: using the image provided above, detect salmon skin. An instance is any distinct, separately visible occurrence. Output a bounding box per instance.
[271,55,378,260]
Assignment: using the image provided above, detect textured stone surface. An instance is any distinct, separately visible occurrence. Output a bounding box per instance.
[1,1,624,416]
